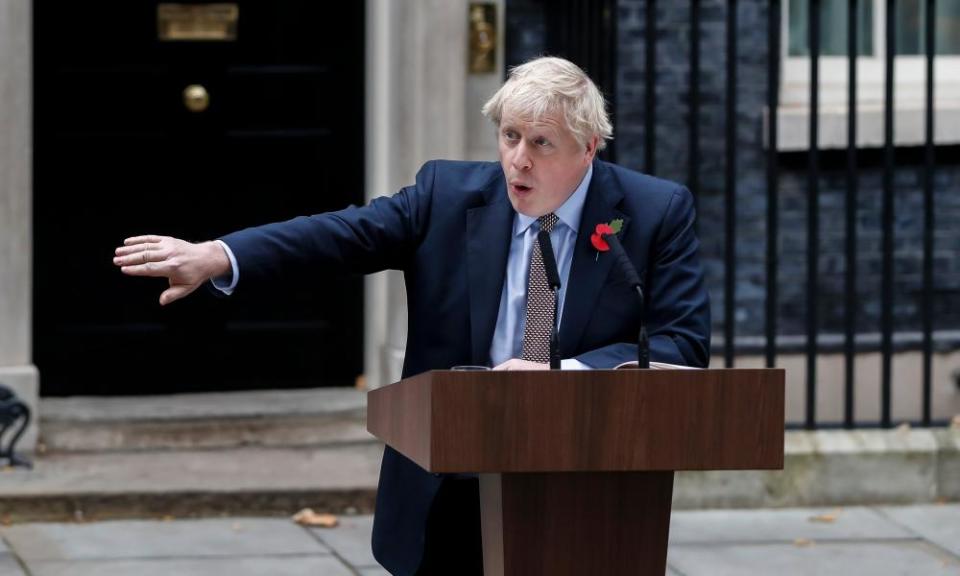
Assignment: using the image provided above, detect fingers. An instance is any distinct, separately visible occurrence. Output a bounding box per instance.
[116,236,164,260]
[494,359,526,371]
[493,358,548,371]
[118,262,169,277]
[124,235,164,246]
[115,243,159,257]
[113,249,162,267]
[115,236,164,269]
[115,235,172,267]
[160,283,199,306]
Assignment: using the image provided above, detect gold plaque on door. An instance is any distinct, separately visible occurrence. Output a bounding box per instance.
[158,4,238,41]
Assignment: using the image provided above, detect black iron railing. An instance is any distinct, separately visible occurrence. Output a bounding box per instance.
[511,0,946,429]
[753,0,939,428]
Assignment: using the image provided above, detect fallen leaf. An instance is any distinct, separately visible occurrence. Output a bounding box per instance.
[951,415,960,430]
[793,538,815,548]
[896,422,911,433]
[292,508,339,528]
[1,515,12,526]
[808,510,841,523]
[161,515,175,522]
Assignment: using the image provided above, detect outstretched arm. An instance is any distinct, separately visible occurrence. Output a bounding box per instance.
[113,161,438,306]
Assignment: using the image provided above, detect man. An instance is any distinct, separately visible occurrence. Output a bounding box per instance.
[113,56,710,575]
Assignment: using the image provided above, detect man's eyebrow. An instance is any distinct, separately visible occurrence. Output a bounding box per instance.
[531,125,559,138]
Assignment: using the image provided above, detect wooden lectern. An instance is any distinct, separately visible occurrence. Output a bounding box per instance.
[367,369,784,576]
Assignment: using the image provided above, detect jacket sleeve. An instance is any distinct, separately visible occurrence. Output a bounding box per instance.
[574,186,711,368]
[218,162,437,291]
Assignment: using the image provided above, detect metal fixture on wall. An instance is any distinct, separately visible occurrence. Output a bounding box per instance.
[469,3,497,74]
[183,84,210,113]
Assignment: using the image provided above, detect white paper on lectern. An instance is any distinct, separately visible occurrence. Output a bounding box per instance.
[614,360,702,370]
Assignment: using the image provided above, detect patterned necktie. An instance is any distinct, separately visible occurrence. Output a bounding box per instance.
[521,213,560,363]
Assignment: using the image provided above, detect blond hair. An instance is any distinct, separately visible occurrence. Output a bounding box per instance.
[482,56,613,150]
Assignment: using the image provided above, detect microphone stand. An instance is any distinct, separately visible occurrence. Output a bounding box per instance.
[636,285,649,369]
[550,285,561,370]
[603,233,649,369]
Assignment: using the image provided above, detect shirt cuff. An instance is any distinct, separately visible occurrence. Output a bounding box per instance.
[560,358,590,370]
[210,239,239,295]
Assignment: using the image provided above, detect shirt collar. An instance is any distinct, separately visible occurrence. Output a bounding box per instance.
[514,163,593,236]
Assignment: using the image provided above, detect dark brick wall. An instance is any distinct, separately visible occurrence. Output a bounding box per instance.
[506,0,960,341]
[505,0,547,66]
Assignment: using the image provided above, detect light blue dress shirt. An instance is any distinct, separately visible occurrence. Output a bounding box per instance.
[213,164,594,370]
[488,164,592,369]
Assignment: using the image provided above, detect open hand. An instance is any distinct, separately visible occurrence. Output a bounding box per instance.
[113,235,231,306]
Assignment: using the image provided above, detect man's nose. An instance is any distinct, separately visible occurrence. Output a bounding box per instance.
[511,142,532,171]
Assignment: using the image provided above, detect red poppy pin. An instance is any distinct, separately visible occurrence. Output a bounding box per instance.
[591,218,624,260]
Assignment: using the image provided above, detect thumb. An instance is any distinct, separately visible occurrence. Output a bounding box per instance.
[159,283,199,306]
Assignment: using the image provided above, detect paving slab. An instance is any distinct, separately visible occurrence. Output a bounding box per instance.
[0,555,28,576]
[0,518,326,561]
[23,557,354,576]
[668,541,958,576]
[878,504,960,558]
[670,507,914,545]
[0,540,22,576]
[309,515,379,569]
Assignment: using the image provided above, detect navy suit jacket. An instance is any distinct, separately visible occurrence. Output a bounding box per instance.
[221,158,710,576]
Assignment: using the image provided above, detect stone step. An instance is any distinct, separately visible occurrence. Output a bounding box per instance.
[0,443,383,522]
[38,388,371,453]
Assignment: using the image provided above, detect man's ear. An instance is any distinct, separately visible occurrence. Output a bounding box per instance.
[584,135,600,162]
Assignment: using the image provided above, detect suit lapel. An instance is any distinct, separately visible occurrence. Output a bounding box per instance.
[467,182,515,365]
[560,161,630,355]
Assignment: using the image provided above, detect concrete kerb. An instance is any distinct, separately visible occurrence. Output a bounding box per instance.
[936,428,960,501]
[673,428,959,509]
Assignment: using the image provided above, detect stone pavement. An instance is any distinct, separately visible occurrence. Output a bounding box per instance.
[1,504,958,575]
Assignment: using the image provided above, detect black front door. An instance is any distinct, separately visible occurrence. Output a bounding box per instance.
[34,1,365,396]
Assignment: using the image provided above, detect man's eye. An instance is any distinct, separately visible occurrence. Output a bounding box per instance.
[535,138,551,147]
[504,131,519,140]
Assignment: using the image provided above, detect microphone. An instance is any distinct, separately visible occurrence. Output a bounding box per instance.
[537,230,562,370]
[601,232,649,369]
[537,231,562,290]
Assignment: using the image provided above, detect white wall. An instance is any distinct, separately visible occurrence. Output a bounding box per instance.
[0,0,38,451]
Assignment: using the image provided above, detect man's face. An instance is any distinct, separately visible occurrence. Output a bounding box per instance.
[498,109,598,217]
